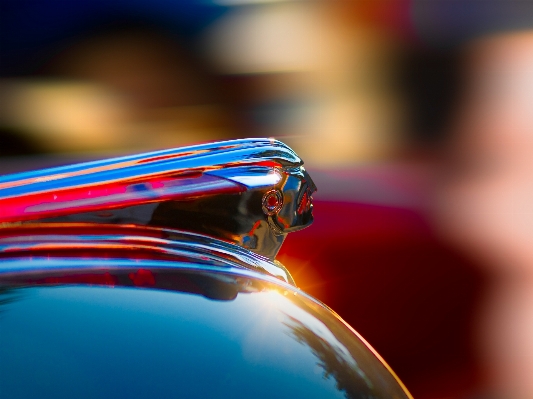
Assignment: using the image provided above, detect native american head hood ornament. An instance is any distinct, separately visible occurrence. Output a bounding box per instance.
[0,139,316,260]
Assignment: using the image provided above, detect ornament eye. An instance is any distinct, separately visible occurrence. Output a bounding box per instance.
[262,189,283,216]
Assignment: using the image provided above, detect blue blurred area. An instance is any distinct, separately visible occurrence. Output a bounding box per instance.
[0,0,228,76]
[5,0,533,76]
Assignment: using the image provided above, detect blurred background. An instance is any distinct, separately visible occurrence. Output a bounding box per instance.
[2,1,533,398]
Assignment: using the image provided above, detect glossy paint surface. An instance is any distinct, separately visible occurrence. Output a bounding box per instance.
[0,138,316,260]
[0,266,410,399]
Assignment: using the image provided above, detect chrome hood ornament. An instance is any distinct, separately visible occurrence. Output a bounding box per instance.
[0,138,316,260]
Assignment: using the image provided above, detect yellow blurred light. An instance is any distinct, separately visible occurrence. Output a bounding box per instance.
[203,3,326,74]
[1,79,129,153]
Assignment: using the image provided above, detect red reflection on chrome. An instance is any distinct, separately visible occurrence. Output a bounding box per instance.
[267,194,280,208]
[0,174,243,223]
[43,272,117,286]
[129,269,156,287]
[253,161,282,168]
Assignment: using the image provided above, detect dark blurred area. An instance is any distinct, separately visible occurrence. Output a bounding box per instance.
[3,1,533,398]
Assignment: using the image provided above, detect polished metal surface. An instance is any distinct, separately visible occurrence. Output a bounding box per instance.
[0,139,316,259]
[0,223,294,284]
[0,264,412,399]
[0,139,414,399]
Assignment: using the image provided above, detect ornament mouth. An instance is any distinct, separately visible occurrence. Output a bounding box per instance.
[297,188,314,215]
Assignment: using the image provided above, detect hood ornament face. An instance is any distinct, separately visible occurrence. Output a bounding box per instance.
[0,138,316,260]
